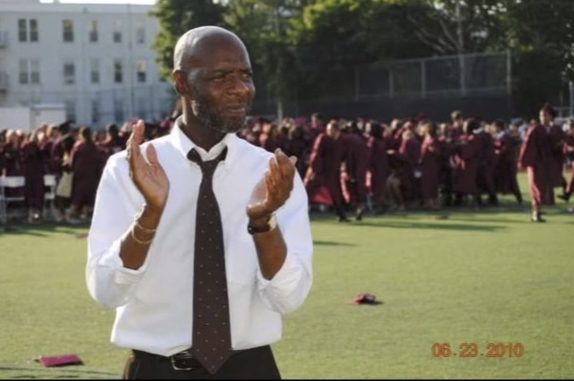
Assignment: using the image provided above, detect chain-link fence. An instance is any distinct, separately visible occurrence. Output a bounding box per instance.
[251,51,513,121]
[355,51,511,99]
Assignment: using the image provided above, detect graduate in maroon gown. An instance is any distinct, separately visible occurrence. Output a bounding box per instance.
[518,105,554,222]
[259,121,286,153]
[546,108,566,202]
[2,129,23,176]
[21,129,45,223]
[559,120,574,202]
[40,124,58,175]
[492,120,522,205]
[309,112,326,142]
[341,121,370,220]
[304,120,349,222]
[97,123,124,161]
[448,110,465,141]
[366,121,389,214]
[397,128,421,206]
[453,119,482,207]
[284,123,311,179]
[420,122,441,210]
[50,122,75,178]
[2,130,25,214]
[437,123,455,206]
[475,122,498,206]
[67,126,104,223]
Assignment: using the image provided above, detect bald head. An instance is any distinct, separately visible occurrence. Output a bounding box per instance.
[171,26,255,136]
[173,26,248,72]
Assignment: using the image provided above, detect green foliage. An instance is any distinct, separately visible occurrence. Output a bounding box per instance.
[150,0,225,80]
[149,0,574,116]
[288,0,432,99]
[223,0,302,101]
[495,0,574,116]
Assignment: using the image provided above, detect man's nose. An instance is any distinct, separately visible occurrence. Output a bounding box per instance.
[228,74,252,97]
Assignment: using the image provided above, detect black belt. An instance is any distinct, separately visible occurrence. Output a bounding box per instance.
[133,348,203,371]
[133,347,252,372]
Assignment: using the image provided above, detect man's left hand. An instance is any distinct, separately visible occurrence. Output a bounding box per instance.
[247,149,297,222]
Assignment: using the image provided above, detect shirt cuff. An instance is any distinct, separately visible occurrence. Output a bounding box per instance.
[97,238,150,285]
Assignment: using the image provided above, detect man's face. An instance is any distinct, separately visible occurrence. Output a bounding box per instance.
[184,36,255,134]
[539,110,552,127]
[326,123,339,139]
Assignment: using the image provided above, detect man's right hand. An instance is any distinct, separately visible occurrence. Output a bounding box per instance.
[126,120,169,213]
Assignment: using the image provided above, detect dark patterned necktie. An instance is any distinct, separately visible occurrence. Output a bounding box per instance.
[187,147,231,374]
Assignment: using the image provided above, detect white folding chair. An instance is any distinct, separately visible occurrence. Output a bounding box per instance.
[43,174,57,221]
[0,176,26,224]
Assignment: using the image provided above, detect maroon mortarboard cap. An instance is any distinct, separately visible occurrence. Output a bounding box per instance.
[35,354,83,367]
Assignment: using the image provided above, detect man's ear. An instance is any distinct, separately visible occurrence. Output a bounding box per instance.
[172,70,192,98]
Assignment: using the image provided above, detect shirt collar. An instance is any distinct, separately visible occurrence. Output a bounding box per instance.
[170,116,240,171]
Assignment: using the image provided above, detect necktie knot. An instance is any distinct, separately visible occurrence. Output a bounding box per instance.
[188,147,228,178]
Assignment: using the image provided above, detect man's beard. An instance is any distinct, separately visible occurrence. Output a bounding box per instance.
[191,95,251,134]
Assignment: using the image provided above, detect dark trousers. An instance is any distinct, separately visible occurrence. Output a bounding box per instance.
[123,345,281,380]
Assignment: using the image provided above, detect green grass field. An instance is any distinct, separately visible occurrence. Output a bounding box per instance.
[1,176,573,379]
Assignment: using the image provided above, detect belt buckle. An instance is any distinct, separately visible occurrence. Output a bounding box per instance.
[170,350,199,371]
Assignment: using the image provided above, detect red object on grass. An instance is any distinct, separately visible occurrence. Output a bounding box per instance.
[35,354,83,367]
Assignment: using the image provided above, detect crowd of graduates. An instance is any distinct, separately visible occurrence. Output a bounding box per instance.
[0,120,170,224]
[1,103,573,225]
[239,106,574,223]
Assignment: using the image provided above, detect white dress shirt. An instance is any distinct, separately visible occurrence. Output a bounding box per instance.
[86,120,313,356]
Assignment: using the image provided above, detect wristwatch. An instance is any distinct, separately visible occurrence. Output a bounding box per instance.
[247,213,277,235]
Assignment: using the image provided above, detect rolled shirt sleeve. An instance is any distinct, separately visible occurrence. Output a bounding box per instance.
[255,174,313,315]
[86,153,150,309]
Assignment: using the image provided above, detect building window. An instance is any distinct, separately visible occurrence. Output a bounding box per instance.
[65,100,76,122]
[29,19,38,42]
[136,60,146,83]
[114,60,123,83]
[19,19,38,42]
[136,22,145,44]
[89,20,98,43]
[63,19,74,42]
[113,20,122,43]
[30,60,40,84]
[114,99,124,122]
[63,62,75,85]
[90,59,100,84]
[18,19,27,42]
[19,59,29,84]
[92,99,101,124]
[18,59,40,85]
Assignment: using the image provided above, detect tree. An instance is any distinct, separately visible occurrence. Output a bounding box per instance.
[288,0,432,100]
[223,0,308,119]
[498,0,574,116]
[407,0,506,55]
[151,0,225,80]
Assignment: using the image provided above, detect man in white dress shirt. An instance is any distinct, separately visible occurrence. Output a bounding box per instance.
[86,26,313,379]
